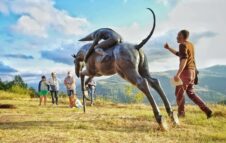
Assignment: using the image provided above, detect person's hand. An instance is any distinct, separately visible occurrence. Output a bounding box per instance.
[174,75,180,82]
[164,43,170,50]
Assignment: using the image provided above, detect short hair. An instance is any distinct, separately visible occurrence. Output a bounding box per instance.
[41,75,46,79]
[179,30,190,39]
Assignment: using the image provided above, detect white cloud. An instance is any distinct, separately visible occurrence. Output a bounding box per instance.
[112,0,226,71]
[6,0,88,38]
[12,15,47,38]
[114,22,151,44]
[157,0,179,7]
[157,0,226,68]
[157,0,169,6]
[0,0,9,15]
[1,0,225,75]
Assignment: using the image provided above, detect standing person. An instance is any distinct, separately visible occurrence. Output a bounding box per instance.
[64,71,76,108]
[38,76,49,106]
[164,30,212,118]
[87,79,96,106]
[49,72,60,105]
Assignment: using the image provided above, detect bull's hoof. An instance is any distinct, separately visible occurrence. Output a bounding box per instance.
[159,120,168,131]
[158,116,168,131]
[171,111,180,126]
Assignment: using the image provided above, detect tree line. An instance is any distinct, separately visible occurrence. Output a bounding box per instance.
[0,75,36,98]
[0,75,144,103]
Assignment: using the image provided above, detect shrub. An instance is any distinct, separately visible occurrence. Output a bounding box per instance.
[9,85,29,95]
[9,85,37,98]
[0,79,6,90]
[0,76,36,98]
[28,87,38,98]
[124,85,144,103]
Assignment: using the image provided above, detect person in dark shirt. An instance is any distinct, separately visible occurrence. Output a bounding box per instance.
[164,30,212,118]
[79,28,123,62]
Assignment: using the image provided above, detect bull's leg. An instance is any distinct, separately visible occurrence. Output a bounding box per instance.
[147,77,172,115]
[80,74,86,113]
[80,70,91,101]
[80,70,91,112]
[85,77,94,106]
[118,70,168,130]
[146,77,179,125]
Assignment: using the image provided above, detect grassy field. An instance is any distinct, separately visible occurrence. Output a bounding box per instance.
[0,91,226,143]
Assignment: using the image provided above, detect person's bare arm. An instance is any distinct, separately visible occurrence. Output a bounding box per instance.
[164,43,178,56]
[176,59,187,76]
[174,44,188,81]
[174,59,187,81]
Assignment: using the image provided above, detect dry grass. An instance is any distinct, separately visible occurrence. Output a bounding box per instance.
[0,93,226,143]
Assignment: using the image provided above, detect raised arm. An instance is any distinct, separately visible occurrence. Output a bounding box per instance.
[164,43,178,56]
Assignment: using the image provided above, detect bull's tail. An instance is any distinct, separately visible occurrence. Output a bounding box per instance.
[135,8,156,50]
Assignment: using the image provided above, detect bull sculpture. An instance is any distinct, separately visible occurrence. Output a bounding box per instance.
[73,8,179,129]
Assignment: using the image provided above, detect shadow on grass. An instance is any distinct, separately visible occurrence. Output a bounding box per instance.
[0,118,159,133]
[0,104,16,109]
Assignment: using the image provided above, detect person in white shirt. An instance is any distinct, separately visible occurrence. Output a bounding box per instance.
[49,72,60,105]
[64,71,76,108]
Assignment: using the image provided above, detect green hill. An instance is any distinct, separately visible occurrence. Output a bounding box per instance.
[94,65,226,104]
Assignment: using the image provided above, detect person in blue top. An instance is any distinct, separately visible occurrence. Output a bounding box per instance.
[38,76,49,106]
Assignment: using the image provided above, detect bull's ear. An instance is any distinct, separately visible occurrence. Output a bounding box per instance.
[72,54,76,58]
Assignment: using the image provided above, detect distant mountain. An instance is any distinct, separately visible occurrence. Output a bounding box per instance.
[94,65,226,104]
[28,65,226,104]
[202,65,226,77]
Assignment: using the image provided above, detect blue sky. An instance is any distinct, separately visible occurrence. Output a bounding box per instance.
[0,0,225,83]
[54,0,171,26]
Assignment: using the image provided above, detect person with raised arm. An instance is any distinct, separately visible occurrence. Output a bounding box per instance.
[164,30,212,118]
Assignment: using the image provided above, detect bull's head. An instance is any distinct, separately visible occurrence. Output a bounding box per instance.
[72,54,83,78]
